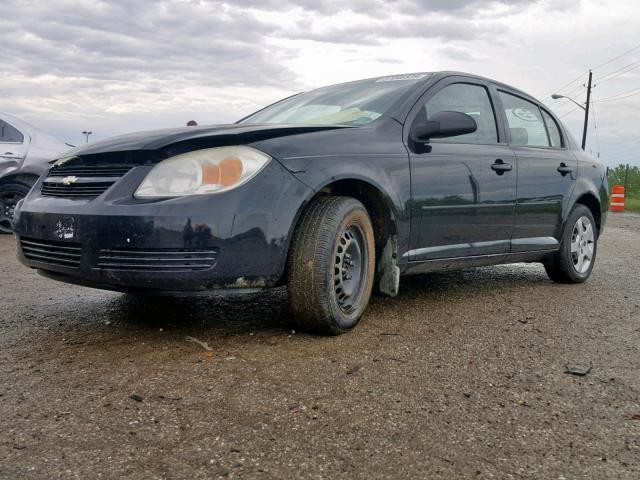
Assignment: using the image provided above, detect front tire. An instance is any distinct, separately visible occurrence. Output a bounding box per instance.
[544,204,598,283]
[0,183,31,234]
[287,196,375,334]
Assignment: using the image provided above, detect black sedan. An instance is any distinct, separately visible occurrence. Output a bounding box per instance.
[13,72,609,334]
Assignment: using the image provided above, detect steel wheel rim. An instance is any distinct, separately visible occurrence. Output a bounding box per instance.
[0,191,22,234]
[333,223,368,314]
[571,215,595,274]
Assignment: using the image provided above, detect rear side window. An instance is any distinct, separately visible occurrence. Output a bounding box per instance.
[423,83,498,144]
[541,109,563,147]
[498,92,549,147]
[0,120,24,143]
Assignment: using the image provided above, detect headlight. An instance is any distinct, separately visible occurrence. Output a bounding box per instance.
[134,146,271,198]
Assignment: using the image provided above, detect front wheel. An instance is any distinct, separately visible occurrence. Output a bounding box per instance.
[287,196,375,335]
[544,204,598,283]
[0,183,31,234]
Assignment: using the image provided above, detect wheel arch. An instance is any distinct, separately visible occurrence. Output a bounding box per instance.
[282,177,401,296]
[573,191,602,237]
[0,172,39,188]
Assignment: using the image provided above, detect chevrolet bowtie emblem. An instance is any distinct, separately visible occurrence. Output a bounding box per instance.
[61,176,79,186]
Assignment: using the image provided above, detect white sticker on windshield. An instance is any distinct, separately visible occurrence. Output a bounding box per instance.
[376,74,430,82]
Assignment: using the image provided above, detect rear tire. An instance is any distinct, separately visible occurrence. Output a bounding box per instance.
[287,196,375,335]
[0,183,31,234]
[544,204,597,283]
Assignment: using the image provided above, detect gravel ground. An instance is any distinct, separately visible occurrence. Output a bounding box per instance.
[1,213,639,479]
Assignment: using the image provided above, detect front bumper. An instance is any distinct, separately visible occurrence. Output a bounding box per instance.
[14,160,312,293]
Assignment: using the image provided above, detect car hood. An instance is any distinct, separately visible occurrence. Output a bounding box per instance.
[62,123,353,157]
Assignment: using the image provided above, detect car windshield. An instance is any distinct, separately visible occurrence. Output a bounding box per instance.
[239,74,431,126]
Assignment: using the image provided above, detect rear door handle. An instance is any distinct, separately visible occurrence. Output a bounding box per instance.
[557,163,573,175]
[1,152,20,159]
[491,159,513,174]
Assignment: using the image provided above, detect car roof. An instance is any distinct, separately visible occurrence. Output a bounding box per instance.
[334,71,548,112]
[416,71,547,105]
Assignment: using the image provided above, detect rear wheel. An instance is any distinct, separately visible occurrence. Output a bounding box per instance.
[287,196,375,334]
[0,183,30,234]
[544,204,597,283]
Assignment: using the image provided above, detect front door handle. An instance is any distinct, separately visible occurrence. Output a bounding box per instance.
[491,159,513,175]
[557,163,573,175]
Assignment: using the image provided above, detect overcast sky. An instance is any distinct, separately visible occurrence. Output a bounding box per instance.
[1,0,638,166]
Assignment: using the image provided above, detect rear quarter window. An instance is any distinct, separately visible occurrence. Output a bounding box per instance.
[541,109,563,148]
[0,120,24,143]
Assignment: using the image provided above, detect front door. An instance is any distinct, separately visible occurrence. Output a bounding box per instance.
[495,90,578,252]
[406,79,517,261]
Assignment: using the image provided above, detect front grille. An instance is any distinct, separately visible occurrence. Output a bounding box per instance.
[20,237,81,269]
[97,248,218,272]
[41,181,115,198]
[42,164,134,199]
[47,165,133,177]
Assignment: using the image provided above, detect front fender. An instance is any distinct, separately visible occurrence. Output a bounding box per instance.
[250,120,411,256]
[273,156,411,259]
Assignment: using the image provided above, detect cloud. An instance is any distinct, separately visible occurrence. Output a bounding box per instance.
[0,0,637,166]
[0,1,292,87]
[280,14,504,45]
[231,0,545,15]
[438,45,488,62]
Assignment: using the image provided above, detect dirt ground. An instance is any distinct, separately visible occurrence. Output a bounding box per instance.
[1,213,639,479]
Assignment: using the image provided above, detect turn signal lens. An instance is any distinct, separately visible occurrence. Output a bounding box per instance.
[134,146,270,198]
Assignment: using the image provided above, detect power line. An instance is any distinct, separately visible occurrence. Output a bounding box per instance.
[554,105,580,117]
[591,42,640,71]
[559,105,581,118]
[594,88,640,102]
[548,84,586,107]
[549,102,575,116]
[544,42,640,101]
[543,73,587,103]
[552,71,588,94]
[550,61,639,107]
[595,61,640,83]
[564,82,589,96]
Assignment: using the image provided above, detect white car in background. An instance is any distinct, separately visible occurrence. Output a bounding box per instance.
[1,112,69,233]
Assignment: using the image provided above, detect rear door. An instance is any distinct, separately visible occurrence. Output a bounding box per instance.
[406,77,517,261]
[495,90,577,252]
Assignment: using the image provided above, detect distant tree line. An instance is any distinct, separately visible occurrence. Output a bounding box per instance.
[608,164,640,198]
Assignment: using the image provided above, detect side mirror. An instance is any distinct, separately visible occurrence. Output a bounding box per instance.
[410,111,477,143]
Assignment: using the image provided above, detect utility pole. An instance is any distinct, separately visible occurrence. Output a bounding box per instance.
[552,69,593,150]
[581,70,593,150]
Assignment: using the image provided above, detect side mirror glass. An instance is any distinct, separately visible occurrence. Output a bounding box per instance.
[410,111,477,143]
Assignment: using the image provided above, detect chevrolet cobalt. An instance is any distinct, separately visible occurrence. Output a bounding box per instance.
[13,72,609,334]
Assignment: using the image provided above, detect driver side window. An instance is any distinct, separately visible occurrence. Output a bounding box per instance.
[423,83,498,145]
